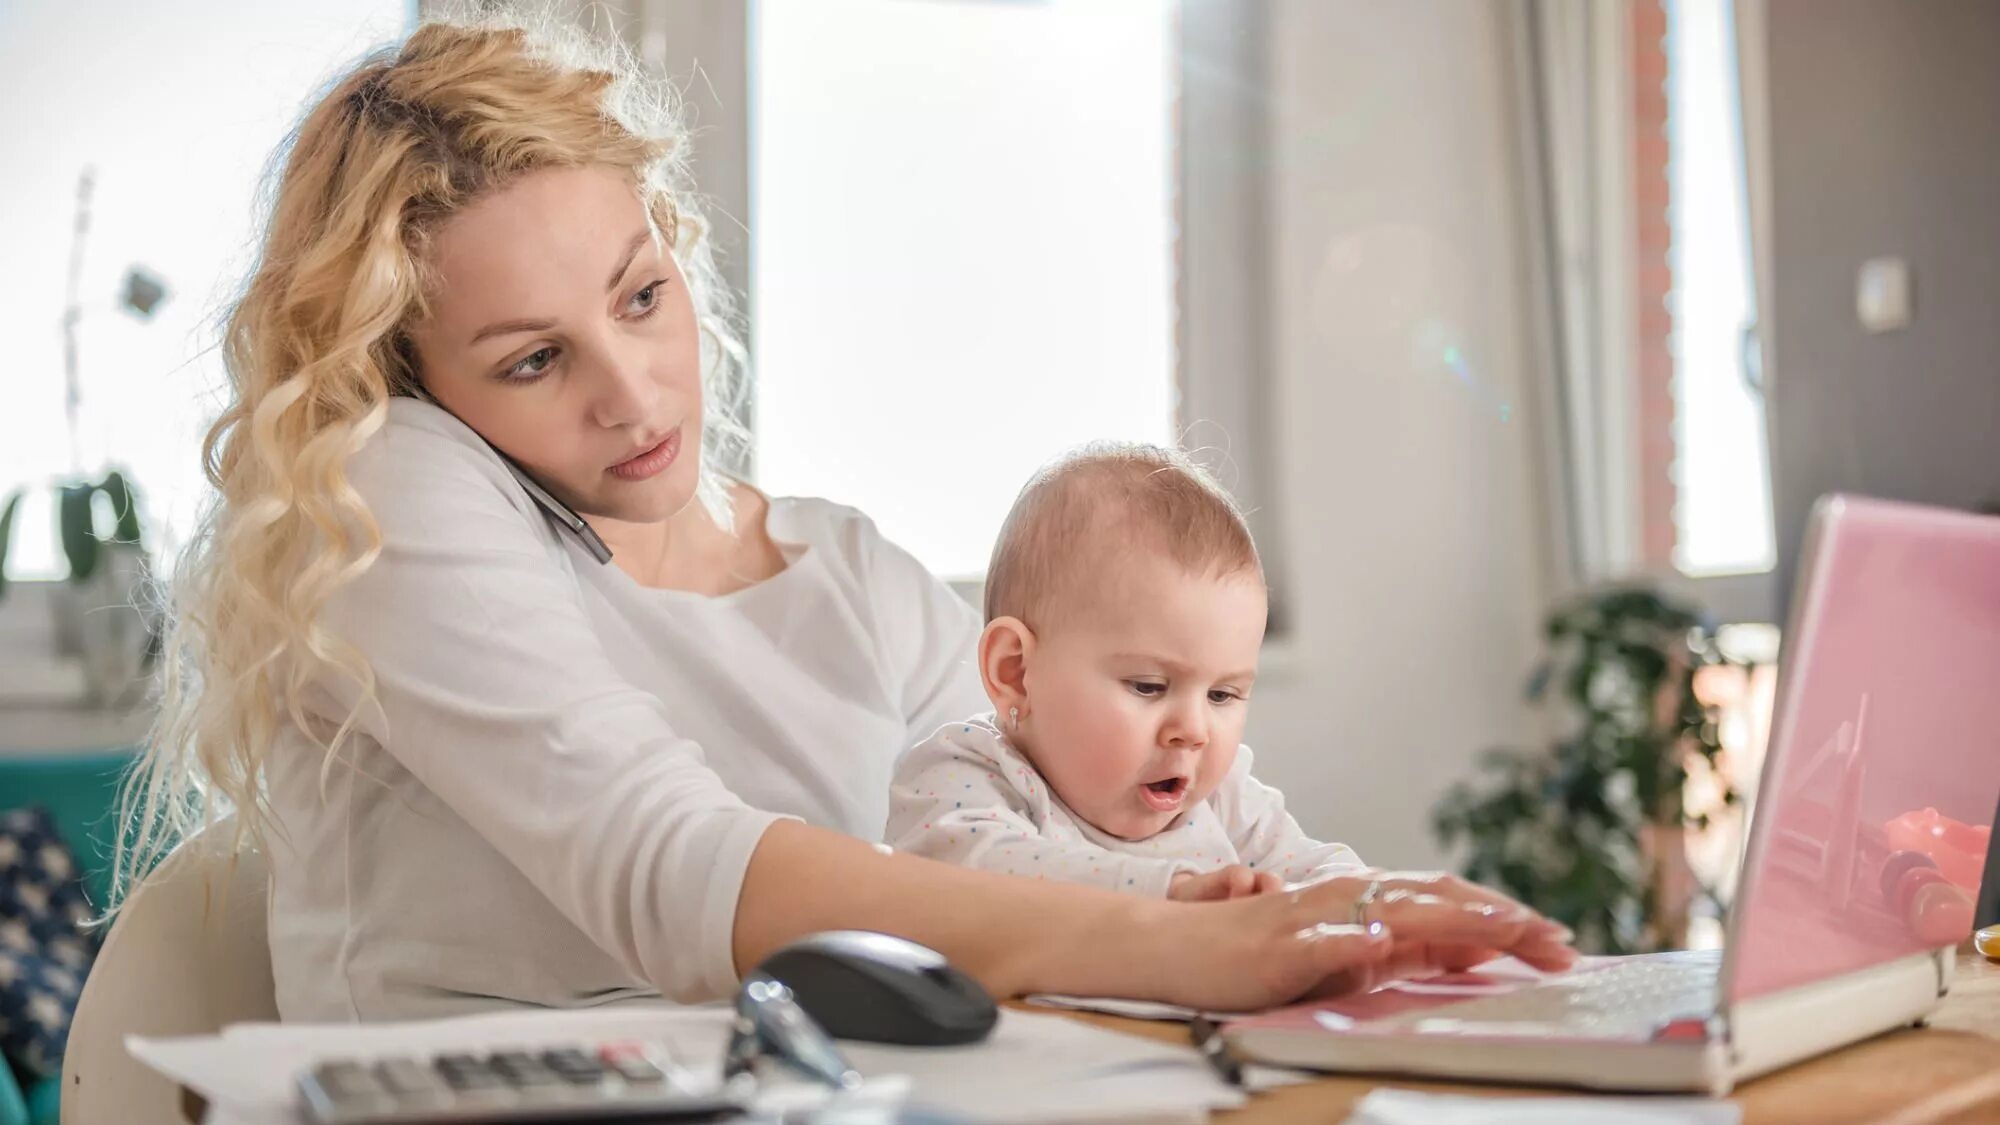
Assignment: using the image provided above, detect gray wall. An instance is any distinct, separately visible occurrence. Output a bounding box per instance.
[1766,0,2000,600]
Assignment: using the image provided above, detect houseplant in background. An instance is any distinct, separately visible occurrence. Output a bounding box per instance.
[0,473,157,708]
[55,470,157,706]
[1432,587,1738,954]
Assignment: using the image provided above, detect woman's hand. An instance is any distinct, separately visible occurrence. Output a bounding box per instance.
[1169,865,1285,902]
[1157,869,1576,1011]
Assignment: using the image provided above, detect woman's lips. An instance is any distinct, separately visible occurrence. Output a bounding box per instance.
[608,427,681,482]
[1140,776,1188,812]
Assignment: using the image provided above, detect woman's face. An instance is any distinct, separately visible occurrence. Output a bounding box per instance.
[407,164,704,523]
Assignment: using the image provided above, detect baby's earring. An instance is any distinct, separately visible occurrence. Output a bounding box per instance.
[1008,707,1022,732]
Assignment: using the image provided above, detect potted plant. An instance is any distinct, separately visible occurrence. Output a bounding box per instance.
[1432,587,1738,954]
[0,472,157,707]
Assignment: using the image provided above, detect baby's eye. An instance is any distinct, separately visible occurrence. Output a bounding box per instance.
[1208,689,1242,706]
[1125,680,1167,698]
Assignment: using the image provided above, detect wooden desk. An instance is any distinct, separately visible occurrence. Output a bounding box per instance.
[1056,949,2000,1125]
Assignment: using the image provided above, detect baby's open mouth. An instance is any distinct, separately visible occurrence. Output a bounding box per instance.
[1140,776,1188,811]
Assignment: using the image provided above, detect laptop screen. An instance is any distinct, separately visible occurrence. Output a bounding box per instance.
[1724,497,2000,1004]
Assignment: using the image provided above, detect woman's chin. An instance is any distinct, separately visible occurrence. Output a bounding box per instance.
[584,474,699,526]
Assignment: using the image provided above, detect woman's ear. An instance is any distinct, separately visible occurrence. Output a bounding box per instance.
[979,616,1036,724]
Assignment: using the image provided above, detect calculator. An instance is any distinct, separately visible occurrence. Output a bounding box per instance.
[296,1039,747,1123]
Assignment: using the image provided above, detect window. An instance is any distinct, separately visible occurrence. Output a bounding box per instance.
[1662,0,1775,577]
[1529,0,1777,621]
[749,0,1178,580]
[0,0,415,580]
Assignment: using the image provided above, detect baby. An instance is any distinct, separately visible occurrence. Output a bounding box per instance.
[887,443,1363,902]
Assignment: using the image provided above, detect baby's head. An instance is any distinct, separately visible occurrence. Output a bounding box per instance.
[979,443,1267,841]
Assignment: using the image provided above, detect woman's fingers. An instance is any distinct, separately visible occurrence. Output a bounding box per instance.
[1361,889,1577,972]
[1508,929,1581,971]
[1291,921,1395,996]
[1275,873,1577,997]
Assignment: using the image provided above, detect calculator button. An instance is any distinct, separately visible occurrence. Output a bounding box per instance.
[434,1057,505,1092]
[541,1047,608,1084]
[372,1058,448,1100]
[317,1061,389,1097]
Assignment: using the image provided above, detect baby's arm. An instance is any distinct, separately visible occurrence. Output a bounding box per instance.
[1213,747,1366,886]
[887,723,1198,897]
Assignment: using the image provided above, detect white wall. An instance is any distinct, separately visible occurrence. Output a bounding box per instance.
[1239,0,1560,867]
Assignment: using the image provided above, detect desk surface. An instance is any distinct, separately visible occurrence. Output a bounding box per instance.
[1058,947,2000,1125]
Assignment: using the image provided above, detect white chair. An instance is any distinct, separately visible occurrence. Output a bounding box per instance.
[61,819,278,1124]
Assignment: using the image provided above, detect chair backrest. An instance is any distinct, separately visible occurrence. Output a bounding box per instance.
[60,819,277,1124]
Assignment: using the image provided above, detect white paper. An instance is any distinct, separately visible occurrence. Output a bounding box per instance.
[131,1005,1243,1125]
[1341,1089,1742,1125]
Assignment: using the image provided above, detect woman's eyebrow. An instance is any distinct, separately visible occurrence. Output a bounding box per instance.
[604,229,651,292]
[465,230,656,346]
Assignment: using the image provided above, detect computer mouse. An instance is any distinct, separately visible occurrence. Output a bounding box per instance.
[753,930,999,1046]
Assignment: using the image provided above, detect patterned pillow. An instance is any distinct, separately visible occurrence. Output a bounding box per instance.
[0,806,102,1080]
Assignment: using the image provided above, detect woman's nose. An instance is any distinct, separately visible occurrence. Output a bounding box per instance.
[588,341,662,429]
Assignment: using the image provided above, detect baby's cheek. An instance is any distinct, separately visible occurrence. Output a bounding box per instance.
[1043,732,1145,817]
[1198,740,1242,796]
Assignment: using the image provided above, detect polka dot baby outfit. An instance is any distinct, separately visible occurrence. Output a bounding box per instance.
[886,715,1363,896]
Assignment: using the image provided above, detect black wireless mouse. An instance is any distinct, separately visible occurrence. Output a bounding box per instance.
[753,931,999,1046]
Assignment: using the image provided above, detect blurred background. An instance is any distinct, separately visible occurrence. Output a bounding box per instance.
[1,0,1997,1054]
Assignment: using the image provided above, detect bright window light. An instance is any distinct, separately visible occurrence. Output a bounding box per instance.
[1666,0,1776,576]
[751,0,1178,579]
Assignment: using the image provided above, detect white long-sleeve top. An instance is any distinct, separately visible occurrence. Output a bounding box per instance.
[265,398,985,1021]
[885,716,1363,897]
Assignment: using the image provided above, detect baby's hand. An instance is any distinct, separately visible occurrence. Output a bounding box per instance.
[1169,865,1285,902]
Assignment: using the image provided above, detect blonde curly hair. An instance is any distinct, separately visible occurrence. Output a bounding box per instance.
[111,10,747,907]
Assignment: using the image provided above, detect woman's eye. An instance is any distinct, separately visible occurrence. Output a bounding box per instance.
[626,278,670,317]
[1127,681,1167,698]
[503,346,559,382]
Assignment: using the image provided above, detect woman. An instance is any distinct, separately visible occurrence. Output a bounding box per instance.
[118,13,1574,1021]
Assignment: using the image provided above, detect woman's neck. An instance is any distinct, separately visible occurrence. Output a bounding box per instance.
[588,484,783,595]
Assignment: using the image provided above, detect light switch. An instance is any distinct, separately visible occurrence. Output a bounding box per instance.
[1857,257,1912,333]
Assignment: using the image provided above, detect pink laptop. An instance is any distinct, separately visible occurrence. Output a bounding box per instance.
[1226,495,2000,1093]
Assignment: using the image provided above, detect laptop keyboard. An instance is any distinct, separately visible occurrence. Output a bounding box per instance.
[1372,950,1723,1040]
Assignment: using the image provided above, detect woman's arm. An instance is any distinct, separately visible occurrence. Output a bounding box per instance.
[737,823,1576,1011]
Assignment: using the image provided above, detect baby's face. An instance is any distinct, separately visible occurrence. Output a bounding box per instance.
[1019,557,1267,841]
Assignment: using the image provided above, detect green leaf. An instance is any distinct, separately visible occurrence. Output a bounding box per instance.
[98,470,144,544]
[59,482,99,582]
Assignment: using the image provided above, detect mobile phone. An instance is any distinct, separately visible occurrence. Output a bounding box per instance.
[499,455,614,565]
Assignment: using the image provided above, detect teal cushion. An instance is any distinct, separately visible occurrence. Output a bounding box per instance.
[0,748,135,1125]
[0,1062,26,1125]
[0,750,135,910]
[21,1075,54,1125]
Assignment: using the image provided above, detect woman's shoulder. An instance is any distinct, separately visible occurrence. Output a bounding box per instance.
[349,397,542,530]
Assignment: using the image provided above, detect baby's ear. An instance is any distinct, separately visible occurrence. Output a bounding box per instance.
[978,616,1036,717]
